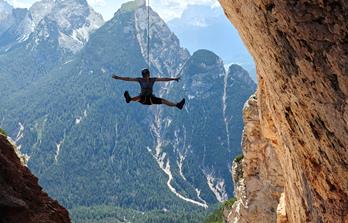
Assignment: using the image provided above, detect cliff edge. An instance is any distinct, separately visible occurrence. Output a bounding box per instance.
[0,134,71,223]
[219,1,348,222]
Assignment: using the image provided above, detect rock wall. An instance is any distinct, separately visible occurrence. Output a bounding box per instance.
[0,134,70,223]
[227,95,284,223]
[219,1,348,222]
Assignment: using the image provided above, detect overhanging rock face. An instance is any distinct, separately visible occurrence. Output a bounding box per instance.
[219,1,348,222]
[0,134,71,223]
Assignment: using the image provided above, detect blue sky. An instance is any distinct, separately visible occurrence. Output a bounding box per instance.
[7,0,219,21]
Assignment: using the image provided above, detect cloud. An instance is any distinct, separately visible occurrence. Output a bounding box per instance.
[7,0,33,8]
[85,0,220,21]
[150,0,219,21]
[6,0,220,22]
[87,0,106,7]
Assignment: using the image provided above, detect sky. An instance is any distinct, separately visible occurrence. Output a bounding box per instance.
[7,0,220,21]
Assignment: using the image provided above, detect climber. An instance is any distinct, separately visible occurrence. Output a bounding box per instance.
[112,68,185,110]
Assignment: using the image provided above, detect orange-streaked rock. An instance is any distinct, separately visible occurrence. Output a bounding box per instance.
[227,95,284,223]
[219,1,348,222]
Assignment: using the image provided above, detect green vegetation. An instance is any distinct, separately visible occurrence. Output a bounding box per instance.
[0,3,256,223]
[223,198,237,209]
[70,205,206,223]
[204,198,237,223]
[0,127,7,137]
[234,154,244,163]
[0,6,212,215]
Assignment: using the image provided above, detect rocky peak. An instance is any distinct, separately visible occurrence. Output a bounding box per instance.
[0,0,16,36]
[0,0,104,53]
[133,2,190,76]
[185,49,224,75]
[191,49,222,65]
[0,0,14,35]
[227,64,256,88]
[0,0,12,10]
[30,0,104,53]
[106,0,189,76]
[0,0,13,17]
[154,49,238,206]
[0,6,34,51]
[30,0,55,27]
[56,0,88,5]
[30,16,60,45]
[47,0,93,31]
[119,0,145,12]
[177,50,225,100]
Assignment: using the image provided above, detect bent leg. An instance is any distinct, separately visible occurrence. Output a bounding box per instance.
[124,91,142,103]
[131,96,141,102]
[150,96,184,109]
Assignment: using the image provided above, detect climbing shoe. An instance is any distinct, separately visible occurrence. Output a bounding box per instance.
[124,91,131,103]
[176,98,185,110]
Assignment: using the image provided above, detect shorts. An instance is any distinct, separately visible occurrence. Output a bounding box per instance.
[140,95,162,105]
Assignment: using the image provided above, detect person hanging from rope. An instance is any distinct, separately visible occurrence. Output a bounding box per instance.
[112,68,186,110]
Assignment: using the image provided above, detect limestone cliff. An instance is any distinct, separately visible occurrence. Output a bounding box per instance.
[219,1,348,222]
[0,134,70,223]
[227,95,284,223]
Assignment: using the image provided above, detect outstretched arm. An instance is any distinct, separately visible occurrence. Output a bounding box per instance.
[155,77,180,82]
[112,75,139,82]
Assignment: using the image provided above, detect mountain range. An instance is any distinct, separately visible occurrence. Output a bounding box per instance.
[0,0,256,222]
[168,4,256,81]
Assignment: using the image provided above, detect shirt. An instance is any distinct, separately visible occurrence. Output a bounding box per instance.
[138,78,156,96]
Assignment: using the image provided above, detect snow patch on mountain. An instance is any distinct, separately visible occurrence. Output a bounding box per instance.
[9,122,25,152]
[223,70,231,148]
[195,188,208,206]
[172,127,189,182]
[59,31,84,53]
[150,110,208,208]
[55,137,64,163]
[72,7,104,43]
[0,6,35,51]
[63,59,73,64]
[15,122,24,144]
[150,147,208,208]
[50,1,104,52]
[205,171,228,202]
[6,122,30,165]
[75,107,88,125]
[7,136,30,165]
[177,153,187,181]
[3,0,103,53]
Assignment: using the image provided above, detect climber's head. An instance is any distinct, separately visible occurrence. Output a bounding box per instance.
[141,68,150,78]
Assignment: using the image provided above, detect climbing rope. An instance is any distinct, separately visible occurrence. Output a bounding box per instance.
[145,0,188,78]
[147,0,150,69]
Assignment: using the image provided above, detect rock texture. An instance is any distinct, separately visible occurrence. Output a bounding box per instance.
[219,1,348,222]
[227,95,284,223]
[0,134,70,223]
